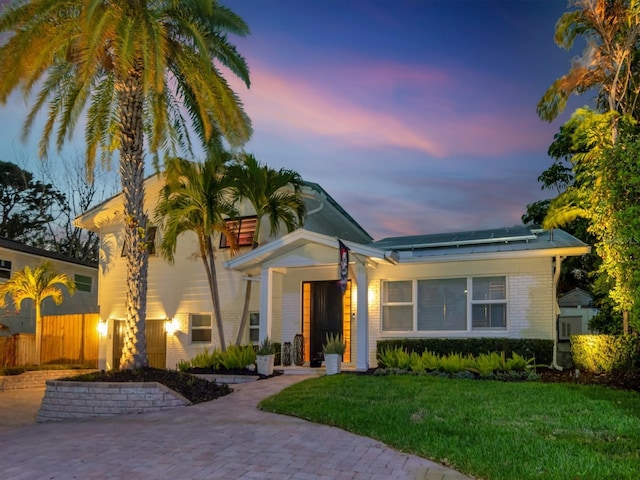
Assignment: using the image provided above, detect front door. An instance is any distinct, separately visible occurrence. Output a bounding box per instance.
[112,319,166,369]
[302,280,352,363]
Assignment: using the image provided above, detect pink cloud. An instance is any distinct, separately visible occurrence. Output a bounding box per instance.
[235,60,554,160]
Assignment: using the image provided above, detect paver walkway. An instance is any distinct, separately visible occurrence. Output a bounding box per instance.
[0,375,473,480]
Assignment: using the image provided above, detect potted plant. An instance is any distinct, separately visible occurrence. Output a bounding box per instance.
[323,333,346,375]
[256,337,275,376]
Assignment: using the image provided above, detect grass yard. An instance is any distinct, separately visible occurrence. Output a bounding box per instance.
[259,375,640,480]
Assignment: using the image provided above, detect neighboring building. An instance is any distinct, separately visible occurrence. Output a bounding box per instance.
[76,175,590,371]
[0,238,98,335]
[557,287,598,367]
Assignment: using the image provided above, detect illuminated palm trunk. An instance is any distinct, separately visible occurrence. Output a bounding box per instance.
[199,235,227,351]
[117,66,149,369]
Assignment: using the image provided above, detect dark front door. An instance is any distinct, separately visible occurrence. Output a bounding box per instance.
[309,281,343,362]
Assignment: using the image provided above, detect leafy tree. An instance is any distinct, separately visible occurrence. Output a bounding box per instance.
[227,153,306,345]
[0,160,66,246]
[0,261,76,364]
[154,155,238,351]
[0,1,252,369]
[538,0,640,333]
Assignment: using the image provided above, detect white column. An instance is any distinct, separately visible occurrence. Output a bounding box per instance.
[356,263,369,371]
[259,267,273,343]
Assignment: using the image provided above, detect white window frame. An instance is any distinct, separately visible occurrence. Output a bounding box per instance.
[381,280,414,332]
[189,313,212,344]
[381,276,508,333]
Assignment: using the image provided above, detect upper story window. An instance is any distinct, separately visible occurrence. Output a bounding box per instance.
[382,276,507,333]
[219,216,257,249]
[121,226,157,257]
[0,259,11,279]
[74,274,93,293]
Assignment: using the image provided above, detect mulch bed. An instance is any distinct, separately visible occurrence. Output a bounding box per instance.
[539,368,640,392]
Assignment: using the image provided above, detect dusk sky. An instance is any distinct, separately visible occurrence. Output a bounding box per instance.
[0,0,589,240]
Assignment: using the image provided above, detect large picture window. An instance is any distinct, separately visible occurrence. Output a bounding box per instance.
[190,314,212,343]
[382,276,507,332]
[220,216,257,249]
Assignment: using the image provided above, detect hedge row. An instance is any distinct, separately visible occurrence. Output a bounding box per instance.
[376,338,554,366]
[571,334,639,373]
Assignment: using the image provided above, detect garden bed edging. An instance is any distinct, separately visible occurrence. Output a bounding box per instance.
[0,369,97,391]
[37,380,191,422]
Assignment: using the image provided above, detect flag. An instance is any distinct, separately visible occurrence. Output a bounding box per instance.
[338,239,349,294]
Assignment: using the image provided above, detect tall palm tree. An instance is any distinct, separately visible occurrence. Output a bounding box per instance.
[154,155,237,351]
[0,1,252,369]
[227,153,306,345]
[537,0,640,123]
[0,261,76,364]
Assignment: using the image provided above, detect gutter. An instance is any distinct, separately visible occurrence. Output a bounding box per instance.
[552,254,564,371]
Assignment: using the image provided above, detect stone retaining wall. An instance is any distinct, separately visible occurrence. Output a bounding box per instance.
[0,369,97,391]
[37,381,191,422]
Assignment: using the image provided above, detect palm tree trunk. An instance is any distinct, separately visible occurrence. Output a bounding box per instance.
[118,66,149,370]
[34,301,42,365]
[234,280,252,345]
[199,234,227,351]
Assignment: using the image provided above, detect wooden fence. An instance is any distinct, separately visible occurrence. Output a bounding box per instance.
[0,313,99,367]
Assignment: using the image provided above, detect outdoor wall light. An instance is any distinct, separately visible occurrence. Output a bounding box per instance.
[165,318,179,335]
[97,321,108,337]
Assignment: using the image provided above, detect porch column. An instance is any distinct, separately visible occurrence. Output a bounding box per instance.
[356,263,369,371]
[259,267,273,343]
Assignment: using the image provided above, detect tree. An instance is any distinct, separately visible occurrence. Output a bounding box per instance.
[154,155,237,351]
[227,153,306,345]
[0,160,66,246]
[0,1,252,369]
[537,0,640,124]
[0,261,76,364]
[538,0,640,333]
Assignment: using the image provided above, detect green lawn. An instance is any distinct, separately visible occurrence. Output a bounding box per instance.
[259,375,640,480]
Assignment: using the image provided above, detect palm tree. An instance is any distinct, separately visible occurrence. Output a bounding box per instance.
[227,153,306,345]
[0,1,252,369]
[154,154,238,351]
[0,261,76,364]
[538,0,640,123]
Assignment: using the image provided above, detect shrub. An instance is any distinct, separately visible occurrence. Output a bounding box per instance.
[571,334,639,373]
[377,346,411,369]
[323,333,346,355]
[377,338,553,365]
[220,345,257,369]
[409,350,439,372]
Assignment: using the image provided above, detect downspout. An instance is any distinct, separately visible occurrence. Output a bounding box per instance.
[552,254,564,370]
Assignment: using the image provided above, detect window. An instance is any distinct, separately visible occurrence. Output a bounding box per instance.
[220,216,257,249]
[417,278,467,331]
[0,260,11,279]
[249,312,260,344]
[121,226,157,257]
[471,276,507,329]
[190,314,212,343]
[74,274,92,292]
[382,276,507,332]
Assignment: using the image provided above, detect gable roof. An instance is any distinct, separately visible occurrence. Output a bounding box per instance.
[0,237,97,269]
[558,287,594,307]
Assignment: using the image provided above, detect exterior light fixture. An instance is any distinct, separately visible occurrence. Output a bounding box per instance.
[97,320,108,337]
[165,318,179,335]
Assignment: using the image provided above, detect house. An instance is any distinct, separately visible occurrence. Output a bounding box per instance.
[76,175,590,371]
[0,237,98,335]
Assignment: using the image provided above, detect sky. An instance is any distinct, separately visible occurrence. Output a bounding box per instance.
[0,0,588,240]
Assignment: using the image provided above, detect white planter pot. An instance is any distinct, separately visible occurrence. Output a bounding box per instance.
[256,354,275,376]
[324,353,342,375]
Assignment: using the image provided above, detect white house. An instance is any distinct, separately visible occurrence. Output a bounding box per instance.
[76,175,590,371]
[0,237,98,335]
